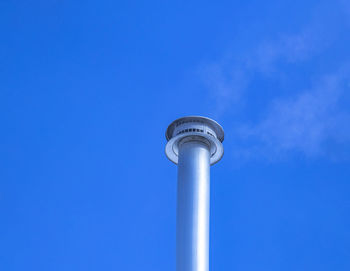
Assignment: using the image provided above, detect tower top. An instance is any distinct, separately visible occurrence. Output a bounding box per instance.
[165,116,224,165]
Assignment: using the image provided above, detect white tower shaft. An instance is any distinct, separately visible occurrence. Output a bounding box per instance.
[177,140,210,271]
[165,116,224,271]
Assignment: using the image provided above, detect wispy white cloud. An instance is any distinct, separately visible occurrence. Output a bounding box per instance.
[237,68,350,159]
[200,4,342,113]
[199,62,249,116]
[199,1,350,160]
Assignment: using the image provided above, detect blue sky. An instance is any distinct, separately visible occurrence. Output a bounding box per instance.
[1,0,350,270]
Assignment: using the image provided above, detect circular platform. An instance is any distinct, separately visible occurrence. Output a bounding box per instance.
[165,116,224,165]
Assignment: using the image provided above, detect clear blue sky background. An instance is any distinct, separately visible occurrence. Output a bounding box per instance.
[1,1,350,270]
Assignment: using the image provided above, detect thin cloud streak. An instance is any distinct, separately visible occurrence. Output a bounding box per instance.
[200,4,341,115]
[198,1,350,160]
[237,68,350,159]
